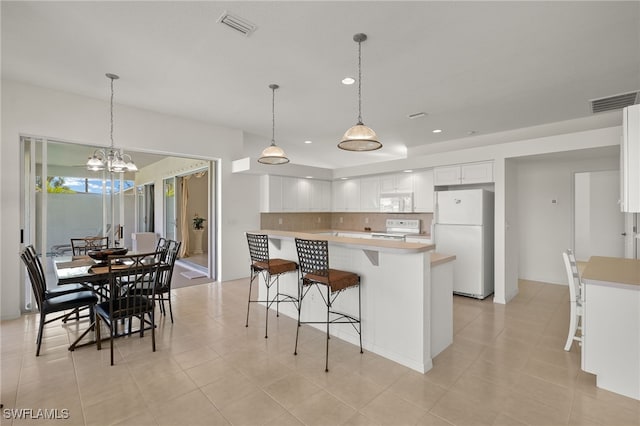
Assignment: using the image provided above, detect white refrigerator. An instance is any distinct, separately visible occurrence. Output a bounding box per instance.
[434,189,494,299]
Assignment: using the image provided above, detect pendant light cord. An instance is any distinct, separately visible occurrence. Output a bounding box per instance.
[109,76,115,149]
[357,39,363,125]
[271,86,276,145]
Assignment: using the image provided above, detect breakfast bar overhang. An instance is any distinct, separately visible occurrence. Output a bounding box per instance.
[251,230,455,374]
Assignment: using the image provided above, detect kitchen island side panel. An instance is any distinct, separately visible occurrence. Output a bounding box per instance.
[259,236,433,373]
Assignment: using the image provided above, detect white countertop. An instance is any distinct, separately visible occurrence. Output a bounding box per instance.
[254,229,436,254]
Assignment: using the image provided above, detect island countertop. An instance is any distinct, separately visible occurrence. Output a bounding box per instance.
[582,256,640,289]
[253,229,435,254]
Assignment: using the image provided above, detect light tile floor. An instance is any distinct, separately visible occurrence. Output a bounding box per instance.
[1,279,639,425]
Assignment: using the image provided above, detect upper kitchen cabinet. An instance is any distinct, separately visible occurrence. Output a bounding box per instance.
[360,176,381,211]
[309,180,331,212]
[433,161,494,186]
[412,169,434,212]
[380,173,414,193]
[622,104,640,212]
[261,175,331,212]
[260,175,283,212]
[332,179,361,211]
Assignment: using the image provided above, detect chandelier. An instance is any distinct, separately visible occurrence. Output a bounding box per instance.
[338,33,382,152]
[86,73,138,173]
[258,84,290,165]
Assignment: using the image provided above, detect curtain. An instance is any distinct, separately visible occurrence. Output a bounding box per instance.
[179,175,191,257]
[144,184,154,232]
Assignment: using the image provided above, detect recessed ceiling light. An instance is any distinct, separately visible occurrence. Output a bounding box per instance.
[403,169,413,173]
[305,176,313,179]
[342,77,355,85]
[432,129,442,134]
[304,140,312,144]
[340,177,348,180]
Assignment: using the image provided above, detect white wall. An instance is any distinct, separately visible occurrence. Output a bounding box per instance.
[1,80,260,319]
[574,172,591,260]
[516,155,619,284]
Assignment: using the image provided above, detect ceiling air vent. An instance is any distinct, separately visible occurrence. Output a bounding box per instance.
[590,91,639,114]
[217,11,257,36]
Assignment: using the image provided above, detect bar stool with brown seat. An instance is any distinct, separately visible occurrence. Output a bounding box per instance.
[245,233,299,338]
[294,237,363,372]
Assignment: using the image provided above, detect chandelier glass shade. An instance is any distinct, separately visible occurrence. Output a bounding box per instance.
[87,149,138,172]
[87,73,137,173]
[338,33,382,152]
[258,83,289,165]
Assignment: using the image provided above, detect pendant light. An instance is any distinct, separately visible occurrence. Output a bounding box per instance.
[86,73,138,172]
[258,84,290,165]
[338,33,382,152]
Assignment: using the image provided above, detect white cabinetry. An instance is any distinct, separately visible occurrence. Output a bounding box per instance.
[360,177,380,211]
[260,175,283,212]
[332,179,361,212]
[380,173,413,193]
[433,161,493,186]
[282,177,300,211]
[310,180,331,212]
[622,104,640,212]
[412,170,434,212]
[262,175,331,212]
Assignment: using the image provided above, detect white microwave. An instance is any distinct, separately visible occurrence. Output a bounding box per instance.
[379,193,414,212]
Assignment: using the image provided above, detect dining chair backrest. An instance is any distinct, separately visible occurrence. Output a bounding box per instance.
[106,252,162,320]
[295,238,330,278]
[20,249,46,311]
[155,237,169,257]
[157,240,182,291]
[71,236,109,256]
[562,249,582,303]
[24,245,46,285]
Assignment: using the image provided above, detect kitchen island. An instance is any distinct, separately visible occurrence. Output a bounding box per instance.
[581,256,640,400]
[251,230,454,373]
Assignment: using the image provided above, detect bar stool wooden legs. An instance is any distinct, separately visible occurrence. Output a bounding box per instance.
[246,233,298,338]
[294,237,362,372]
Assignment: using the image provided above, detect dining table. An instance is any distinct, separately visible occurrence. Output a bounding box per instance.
[53,253,167,351]
[54,256,118,285]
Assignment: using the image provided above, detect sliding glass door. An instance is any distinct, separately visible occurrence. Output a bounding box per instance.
[164,177,177,241]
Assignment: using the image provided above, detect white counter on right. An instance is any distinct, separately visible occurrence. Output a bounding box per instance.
[581,256,640,400]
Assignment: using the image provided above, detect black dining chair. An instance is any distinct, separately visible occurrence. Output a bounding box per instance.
[70,236,109,256]
[126,240,182,323]
[23,245,92,322]
[95,251,163,365]
[20,248,98,356]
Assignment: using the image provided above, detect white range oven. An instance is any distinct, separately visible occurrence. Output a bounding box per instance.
[371,219,421,241]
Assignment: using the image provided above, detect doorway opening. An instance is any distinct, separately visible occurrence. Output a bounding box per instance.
[573,170,625,262]
[170,168,213,276]
[20,136,217,311]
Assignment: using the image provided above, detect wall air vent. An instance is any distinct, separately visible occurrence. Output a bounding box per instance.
[217,11,257,36]
[590,91,639,114]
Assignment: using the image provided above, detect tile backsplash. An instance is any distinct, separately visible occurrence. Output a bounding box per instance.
[261,212,433,235]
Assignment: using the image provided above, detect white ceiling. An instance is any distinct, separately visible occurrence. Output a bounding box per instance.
[2,1,639,169]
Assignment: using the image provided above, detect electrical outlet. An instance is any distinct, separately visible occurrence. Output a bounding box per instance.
[365,217,369,224]
[278,217,283,225]
[317,217,321,223]
[339,217,343,223]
